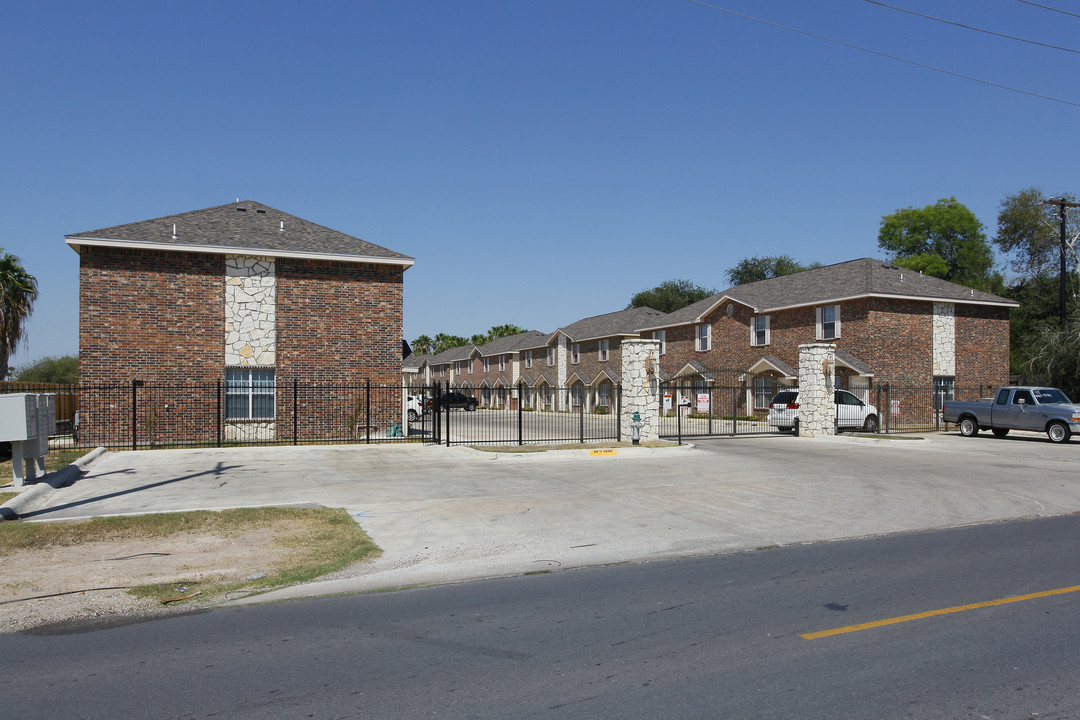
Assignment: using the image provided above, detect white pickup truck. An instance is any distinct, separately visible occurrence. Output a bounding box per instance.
[941,386,1080,443]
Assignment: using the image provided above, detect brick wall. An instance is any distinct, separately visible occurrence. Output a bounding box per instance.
[276,258,404,439]
[79,245,223,385]
[955,304,1011,388]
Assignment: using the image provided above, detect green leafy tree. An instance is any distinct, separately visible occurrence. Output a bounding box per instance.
[468,333,488,346]
[15,355,79,384]
[0,249,38,381]
[628,279,716,313]
[1023,307,1080,401]
[725,256,820,286]
[996,188,1079,280]
[877,197,1001,291]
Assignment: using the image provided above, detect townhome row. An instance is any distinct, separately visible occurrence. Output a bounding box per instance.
[405,258,1016,415]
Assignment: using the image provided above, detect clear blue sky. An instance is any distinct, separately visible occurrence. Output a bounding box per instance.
[3,0,1077,368]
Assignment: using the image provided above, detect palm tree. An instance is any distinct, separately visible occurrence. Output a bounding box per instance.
[412,334,434,355]
[0,249,38,381]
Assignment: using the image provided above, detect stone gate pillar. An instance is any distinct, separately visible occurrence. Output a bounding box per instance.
[797,343,836,438]
[620,339,661,442]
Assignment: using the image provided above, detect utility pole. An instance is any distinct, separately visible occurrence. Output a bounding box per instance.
[1043,197,1080,330]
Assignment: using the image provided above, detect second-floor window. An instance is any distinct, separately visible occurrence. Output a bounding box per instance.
[696,324,711,352]
[817,305,841,340]
[599,339,609,361]
[547,347,554,366]
[499,355,506,372]
[653,330,666,355]
[525,350,533,368]
[455,361,463,374]
[751,315,770,346]
[483,357,490,373]
[571,343,580,364]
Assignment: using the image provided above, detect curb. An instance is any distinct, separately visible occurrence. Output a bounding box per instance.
[0,447,107,521]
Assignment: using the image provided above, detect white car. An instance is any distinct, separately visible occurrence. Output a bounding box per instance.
[407,394,426,423]
[767,389,880,434]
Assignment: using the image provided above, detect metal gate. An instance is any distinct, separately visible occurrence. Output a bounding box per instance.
[657,383,795,442]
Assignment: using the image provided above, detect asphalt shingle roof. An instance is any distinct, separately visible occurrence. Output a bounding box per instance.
[557,306,668,341]
[476,331,551,356]
[66,200,413,265]
[639,258,1016,330]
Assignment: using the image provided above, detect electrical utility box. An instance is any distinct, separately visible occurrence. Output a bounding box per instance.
[1,393,56,487]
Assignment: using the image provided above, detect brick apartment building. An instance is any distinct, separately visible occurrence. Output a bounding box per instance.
[637,258,1016,413]
[415,258,1015,419]
[68,200,413,442]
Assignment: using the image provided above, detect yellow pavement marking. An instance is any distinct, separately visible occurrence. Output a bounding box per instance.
[589,449,617,456]
[800,583,1080,640]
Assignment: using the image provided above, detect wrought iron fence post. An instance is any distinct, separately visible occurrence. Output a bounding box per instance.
[732,386,738,436]
[517,382,524,446]
[131,379,142,451]
[293,379,299,445]
[365,379,371,445]
[616,383,622,442]
[883,384,890,433]
[579,397,584,444]
[445,381,451,447]
[216,380,222,448]
[676,390,682,445]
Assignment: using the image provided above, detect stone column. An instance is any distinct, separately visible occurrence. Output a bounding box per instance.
[557,335,568,411]
[797,343,836,438]
[932,302,956,377]
[620,339,661,442]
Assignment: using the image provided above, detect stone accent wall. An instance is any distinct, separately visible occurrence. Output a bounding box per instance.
[932,302,955,377]
[225,256,276,367]
[797,344,836,438]
[556,336,568,410]
[620,339,661,441]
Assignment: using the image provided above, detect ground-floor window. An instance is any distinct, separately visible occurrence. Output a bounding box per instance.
[933,376,955,411]
[597,383,611,407]
[523,386,533,408]
[753,376,775,410]
[225,367,275,420]
[571,384,583,408]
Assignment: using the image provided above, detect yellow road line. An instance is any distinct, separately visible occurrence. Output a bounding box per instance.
[800,583,1080,640]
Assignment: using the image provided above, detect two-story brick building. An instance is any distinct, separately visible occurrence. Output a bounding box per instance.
[68,200,413,441]
[637,258,1016,414]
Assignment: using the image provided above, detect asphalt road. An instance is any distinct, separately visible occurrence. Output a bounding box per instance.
[6,513,1080,719]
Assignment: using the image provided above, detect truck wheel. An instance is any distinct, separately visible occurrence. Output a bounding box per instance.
[991,427,1009,438]
[1047,421,1071,443]
[959,417,979,437]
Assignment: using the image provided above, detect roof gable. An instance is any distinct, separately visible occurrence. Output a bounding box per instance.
[66,200,414,267]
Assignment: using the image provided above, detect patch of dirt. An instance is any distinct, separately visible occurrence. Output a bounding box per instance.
[0,528,288,634]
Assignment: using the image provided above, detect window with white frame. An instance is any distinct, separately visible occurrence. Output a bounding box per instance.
[751,315,770,346]
[499,355,506,372]
[483,357,490,373]
[653,330,666,355]
[599,339,609,361]
[571,343,580,364]
[225,368,276,420]
[933,376,955,411]
[547,347,554,366]
[753,376,775,410]
[695,323,711,351]
[456,360,463,375]
[523,386,533,408]
[816,305,841,340]
[525,350,533,368]
[571,384,583,407]
[598,383,611,407]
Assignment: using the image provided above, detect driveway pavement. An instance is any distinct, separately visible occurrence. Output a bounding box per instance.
[11,432,1080,604]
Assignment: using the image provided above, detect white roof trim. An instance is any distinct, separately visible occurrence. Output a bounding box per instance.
[746,357,797,380]
[66,236,415,268]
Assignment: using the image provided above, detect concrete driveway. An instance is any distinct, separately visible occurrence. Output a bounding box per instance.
[16,432,1080,603]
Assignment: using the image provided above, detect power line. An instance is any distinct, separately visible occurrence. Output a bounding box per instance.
[683,0,1080,108]
[863,0,1080,55]
[1016,0,1080,20]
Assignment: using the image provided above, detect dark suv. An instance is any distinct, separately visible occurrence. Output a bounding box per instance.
[430,392,479,412]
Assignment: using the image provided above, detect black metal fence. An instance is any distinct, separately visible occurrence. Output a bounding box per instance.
[426,382,622,446]
[4,381,434,450]
[657,384,795,441]
[872,384,994,433]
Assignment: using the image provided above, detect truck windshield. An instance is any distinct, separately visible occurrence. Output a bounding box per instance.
[1032,388,1072,404]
